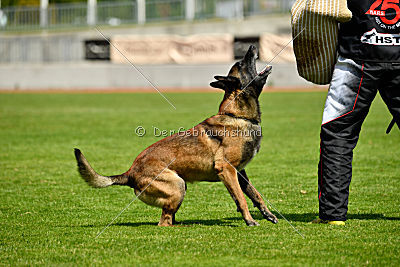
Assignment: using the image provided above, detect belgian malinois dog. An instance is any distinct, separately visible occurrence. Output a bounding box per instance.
[74,45,278,226]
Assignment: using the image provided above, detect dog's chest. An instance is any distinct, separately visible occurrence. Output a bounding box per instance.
[238,123,262,170]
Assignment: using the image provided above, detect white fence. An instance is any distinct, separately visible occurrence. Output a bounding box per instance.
[0,0,293,31]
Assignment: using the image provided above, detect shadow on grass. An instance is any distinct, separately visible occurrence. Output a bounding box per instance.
[275,213,400,222]
[79,213,400,228]
[115,219,239,227]
[115,222,158,227]
[79,218,240,228]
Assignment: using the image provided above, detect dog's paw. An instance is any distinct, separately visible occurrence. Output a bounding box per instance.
[270,216,278,224]
[246,220,260,226]
[266,215,278,224]
[262,212,278,224]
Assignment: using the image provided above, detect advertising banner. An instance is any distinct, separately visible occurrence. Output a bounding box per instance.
[111,35,173,64]
[110,34,233,64]
[85,40,110,60]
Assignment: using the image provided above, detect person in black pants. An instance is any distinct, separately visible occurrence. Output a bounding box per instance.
[314,0,400,225]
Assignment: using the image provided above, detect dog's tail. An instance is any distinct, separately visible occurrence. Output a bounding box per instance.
[74,148,129,188]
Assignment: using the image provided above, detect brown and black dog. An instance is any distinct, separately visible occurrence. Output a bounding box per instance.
[74,45,278,226]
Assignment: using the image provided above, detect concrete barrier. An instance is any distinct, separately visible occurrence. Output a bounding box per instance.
[0,62,314,90]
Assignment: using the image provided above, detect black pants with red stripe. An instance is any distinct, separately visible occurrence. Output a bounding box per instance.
[318,56,400,221]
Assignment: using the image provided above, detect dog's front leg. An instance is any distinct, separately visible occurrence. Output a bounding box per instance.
[238,169,278,224]
[215,160,259,226]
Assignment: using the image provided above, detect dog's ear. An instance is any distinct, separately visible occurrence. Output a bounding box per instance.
[210,76,241,91]
[210,80,226,90]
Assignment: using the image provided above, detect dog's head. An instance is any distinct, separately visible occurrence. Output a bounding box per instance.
[210,45,271,97]
[211,45,271,120]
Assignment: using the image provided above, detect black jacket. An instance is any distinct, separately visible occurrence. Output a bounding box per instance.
[339,0,400,62]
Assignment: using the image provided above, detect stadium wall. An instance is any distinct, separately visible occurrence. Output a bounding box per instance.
[0,15,316,90]
[0,62,314,90]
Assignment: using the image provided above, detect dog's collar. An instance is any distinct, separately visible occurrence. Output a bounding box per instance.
[224,113,260,125]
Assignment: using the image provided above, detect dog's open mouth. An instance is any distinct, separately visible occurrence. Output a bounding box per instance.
[246,45,272,78]
[259,65,272,76]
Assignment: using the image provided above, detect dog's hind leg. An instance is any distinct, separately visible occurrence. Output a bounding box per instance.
[238,169,278,224]
[157,175,186,227]
[172,182,187,224]
[134,169,186,226]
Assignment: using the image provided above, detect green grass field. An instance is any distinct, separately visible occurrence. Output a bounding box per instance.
[0,91,399,266]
